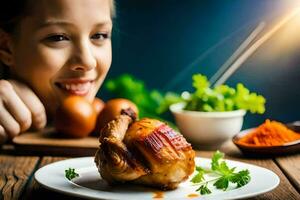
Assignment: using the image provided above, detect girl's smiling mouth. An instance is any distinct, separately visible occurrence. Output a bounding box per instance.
[55,79,94,96]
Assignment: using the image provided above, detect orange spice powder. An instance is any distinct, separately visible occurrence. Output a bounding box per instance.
[238,119,300,146]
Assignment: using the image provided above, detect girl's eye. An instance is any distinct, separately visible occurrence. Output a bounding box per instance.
[91,33,110,40]
[45,34,69,42]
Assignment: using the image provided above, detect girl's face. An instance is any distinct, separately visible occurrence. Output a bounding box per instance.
[9,0,112,117]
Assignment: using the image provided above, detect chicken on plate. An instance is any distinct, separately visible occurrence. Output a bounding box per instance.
[95,109,195,190]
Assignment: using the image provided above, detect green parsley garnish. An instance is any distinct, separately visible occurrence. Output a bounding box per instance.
[191,151,251,194]
[65,168,79,180]
[196,183,212,195]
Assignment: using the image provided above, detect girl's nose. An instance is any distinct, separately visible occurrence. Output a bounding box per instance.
[70,41,97,71]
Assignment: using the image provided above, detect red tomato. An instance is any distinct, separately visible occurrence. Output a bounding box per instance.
[55,96,97,138]
[95,98,139,133]
[92,97,105,115]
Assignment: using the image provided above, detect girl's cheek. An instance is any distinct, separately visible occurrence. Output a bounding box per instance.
[38,47,69,72]
[98,44,112,69]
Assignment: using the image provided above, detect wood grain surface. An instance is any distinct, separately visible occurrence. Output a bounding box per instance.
[13,128,99,147]
[23,157,75,200]
[0,141,299,200]
[0,155,39,200]
[276,154,300,193]
[12,128,99,156]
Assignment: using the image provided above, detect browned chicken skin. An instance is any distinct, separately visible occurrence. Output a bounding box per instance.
[95,112,195,190]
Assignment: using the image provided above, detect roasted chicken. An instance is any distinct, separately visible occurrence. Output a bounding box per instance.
[95,111,195,190]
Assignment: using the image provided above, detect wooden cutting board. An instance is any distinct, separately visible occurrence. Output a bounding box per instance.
[12,127,99,156]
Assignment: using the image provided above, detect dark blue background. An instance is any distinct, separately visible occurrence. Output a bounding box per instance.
[98,0,300,128]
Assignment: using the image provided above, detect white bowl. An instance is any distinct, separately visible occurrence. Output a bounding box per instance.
[170,102,246,150]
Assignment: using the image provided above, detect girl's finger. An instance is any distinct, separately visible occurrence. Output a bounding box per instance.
[0,125,7,144]
[0,103,21,138]
[0,80,32,131]
[9,80,47,130]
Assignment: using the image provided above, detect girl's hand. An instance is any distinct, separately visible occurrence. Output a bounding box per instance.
[0,79,47,144]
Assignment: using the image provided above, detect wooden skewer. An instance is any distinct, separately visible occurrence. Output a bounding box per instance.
[212,7,300,87]
[210,22,266,86]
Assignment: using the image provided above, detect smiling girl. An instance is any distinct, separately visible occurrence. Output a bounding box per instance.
[0,0,115,144]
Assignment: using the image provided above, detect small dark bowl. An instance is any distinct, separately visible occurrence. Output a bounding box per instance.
[232,121,300,157]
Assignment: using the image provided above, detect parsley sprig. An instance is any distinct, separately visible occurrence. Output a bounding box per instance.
[191,151,251,195]
[65,168,79,180]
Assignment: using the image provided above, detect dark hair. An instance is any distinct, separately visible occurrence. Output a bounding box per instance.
[0,0,30,34]
[0,1,30,78]
[0,0,115,34]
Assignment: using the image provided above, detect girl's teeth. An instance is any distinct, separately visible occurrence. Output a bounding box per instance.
[71,84,76,90]
[60,82,91,92]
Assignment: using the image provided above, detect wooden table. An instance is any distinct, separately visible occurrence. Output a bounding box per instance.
[0,141,299,200]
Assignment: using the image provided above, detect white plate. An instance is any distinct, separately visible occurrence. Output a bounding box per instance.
[34,157,279,200]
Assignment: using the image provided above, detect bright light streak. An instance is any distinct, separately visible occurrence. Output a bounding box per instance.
[213,7,300,86]
[262,7,300,63]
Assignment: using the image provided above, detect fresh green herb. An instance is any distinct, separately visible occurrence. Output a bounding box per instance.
[191,151,251,194]
[105,73,265,118]
[196,183,212,195]
[231,170,251,188]
[65,168,79,180]
[191,166,205,183]
[184,74,266,113]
